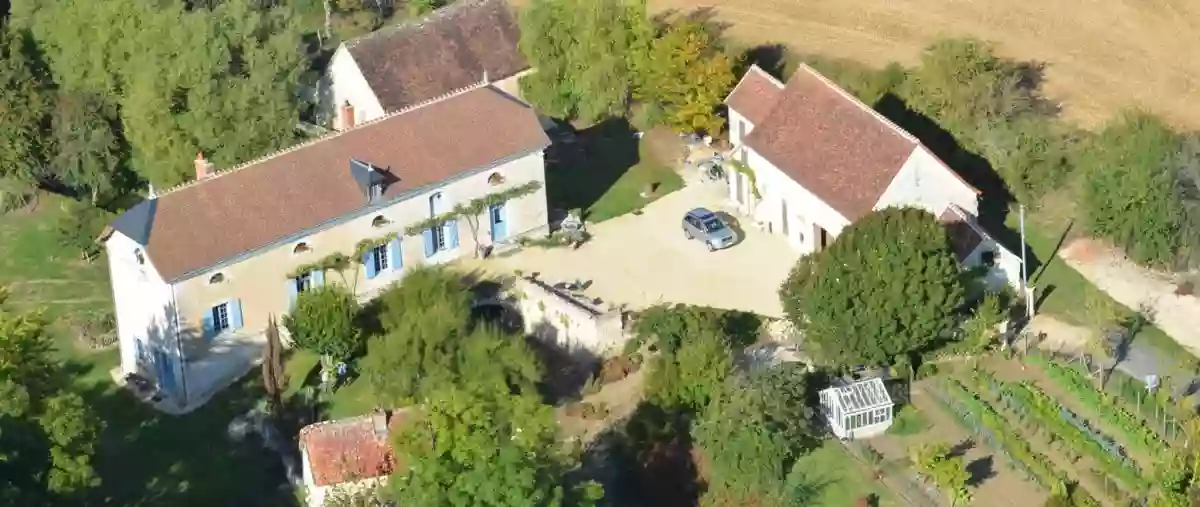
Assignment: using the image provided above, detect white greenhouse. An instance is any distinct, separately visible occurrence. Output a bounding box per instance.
[819,377,895,440]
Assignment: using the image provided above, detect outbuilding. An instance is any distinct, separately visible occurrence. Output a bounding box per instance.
[819,377,894,440]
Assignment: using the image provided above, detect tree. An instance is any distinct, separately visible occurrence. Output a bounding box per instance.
[1172,134,1200,269]
[0,26,52,187]
[1080,112,1183,266]
[391,386,602,506]
[47,92,123,203]
[694,377,793,507]
[518,0,650,123]
[746,364,819,454]
[634,16,735,135]
[962,293,1005,358]
[360,266,542,406]
[14,0,308,187]
[53,200,113,262]
[779,207,965,367]
[0,291,101,505]
[260,315,287,413]
[909,442,971,506]
[283,284,362,370]
[645,328,733,414]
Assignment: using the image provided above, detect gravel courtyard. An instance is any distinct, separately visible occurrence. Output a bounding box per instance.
[473,180,800,317]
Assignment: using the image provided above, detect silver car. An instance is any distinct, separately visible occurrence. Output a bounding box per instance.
[682,207,737,251]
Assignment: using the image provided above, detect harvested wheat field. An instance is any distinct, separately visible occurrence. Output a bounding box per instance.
[648,0,1200,129]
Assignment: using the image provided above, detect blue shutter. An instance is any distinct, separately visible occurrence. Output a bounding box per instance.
[388,238,402,270]
[312,269,325,287]
[230,299,244,330]
[446,220,460,248]
[201,311,215,341]
[423,228,436,258]
[363,249,378,279]
[287,279,299,309]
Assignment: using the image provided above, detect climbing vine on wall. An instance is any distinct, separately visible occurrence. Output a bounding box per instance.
[728,160,761,199]
[285,252,351,279]
[403,181,543,236]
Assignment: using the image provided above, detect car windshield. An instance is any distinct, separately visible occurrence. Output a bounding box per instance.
[703,218,725,232]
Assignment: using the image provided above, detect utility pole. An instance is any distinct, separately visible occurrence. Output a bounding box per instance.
[1020,204,1035,321]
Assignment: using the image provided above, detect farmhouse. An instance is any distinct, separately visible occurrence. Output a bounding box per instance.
[723,64,1022,291]
[322,0,529,130]
[102,83,551,409]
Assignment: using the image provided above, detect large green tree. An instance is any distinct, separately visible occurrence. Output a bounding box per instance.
[283,284,363,365]
[360,267,542,406]
[48,92,123,203]
[13,0,307,188]
[0,26,53,187]
[0,291,101,506]
[693,377,793,507]
[634,16,735,135]
[1080,112,1184,266]
[390,386,602,506]
[779,207,965,367]
[518,0,650,123]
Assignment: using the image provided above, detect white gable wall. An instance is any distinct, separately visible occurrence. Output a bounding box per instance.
[875,146,979,217]
[106,231,180,383]
[729,109,754,146]
[742,146,852,254]
[327,46,387,130]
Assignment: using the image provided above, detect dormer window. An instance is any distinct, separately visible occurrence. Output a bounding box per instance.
[209,273,225,284]
[134,249,145,265]
[372,215,391,228]
[369,183,383,201]
[487,172,505,186]
[293,242,311,254]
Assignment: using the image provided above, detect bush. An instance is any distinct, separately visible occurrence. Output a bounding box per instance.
[282,284,362,363]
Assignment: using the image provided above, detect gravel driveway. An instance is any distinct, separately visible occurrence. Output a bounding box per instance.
[474,181,799,317]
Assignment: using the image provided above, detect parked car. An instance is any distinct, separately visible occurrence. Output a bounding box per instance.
[682,207,737,251]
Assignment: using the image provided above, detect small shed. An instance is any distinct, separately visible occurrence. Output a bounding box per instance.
[819,377,894,440]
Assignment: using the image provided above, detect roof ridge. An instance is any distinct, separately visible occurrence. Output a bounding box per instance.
[795,63,919,145]
[156,82,492,197]
[345,0,496,49]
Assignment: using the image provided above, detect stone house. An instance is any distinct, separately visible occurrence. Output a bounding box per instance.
[723,64,1023,291]
[101,84,550,409]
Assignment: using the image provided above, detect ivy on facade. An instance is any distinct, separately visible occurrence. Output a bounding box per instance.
[286,252,351,279]
[403,181,543,237]
[728,160,761,199]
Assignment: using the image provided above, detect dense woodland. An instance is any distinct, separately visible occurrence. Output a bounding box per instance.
[5,0,1200,505]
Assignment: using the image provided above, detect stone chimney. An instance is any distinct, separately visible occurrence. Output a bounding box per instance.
[340,101,356,130]
[370,409,388,440]
[194,152,214,181]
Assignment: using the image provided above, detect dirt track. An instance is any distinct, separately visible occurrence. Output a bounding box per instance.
[648,0,1200,129]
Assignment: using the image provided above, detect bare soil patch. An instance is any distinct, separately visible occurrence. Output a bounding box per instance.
[647,0,1200,129]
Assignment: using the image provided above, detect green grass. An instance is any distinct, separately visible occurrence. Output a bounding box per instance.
[284,349,377,419]
[886,406,929,436]
[545,121,683,223]
[0,194,113,358]
[787,441,897,506]
[1013,215,1190,367]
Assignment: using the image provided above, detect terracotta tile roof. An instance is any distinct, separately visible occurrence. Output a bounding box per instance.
[299,410,412,487]
[345,0,528,111]
[118,86,549,281]
[742,64,919,220]
[725,65,785,125]
[939,205,986,261]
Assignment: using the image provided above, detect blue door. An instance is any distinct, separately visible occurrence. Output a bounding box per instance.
[153,349,177,396]
[489,202,508,240]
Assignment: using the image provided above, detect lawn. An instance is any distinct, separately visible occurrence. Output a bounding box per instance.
[545,121,684,223]
[0,193,113,356]
[787,441,897,506]
[886,405,929,436]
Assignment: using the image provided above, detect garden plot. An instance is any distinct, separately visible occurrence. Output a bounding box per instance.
[928,354,1197,506]
[867,389,1047,507]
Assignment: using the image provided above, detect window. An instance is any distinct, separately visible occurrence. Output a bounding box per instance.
[981,250,997,267]
[369,183,383,201]
[211,303,231,333]
[294,272,313,293]
[372,244,390,272]
[209,273,225,284]
[372,215,391,228]
[134,249,145,265]
[293,242,311,254]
